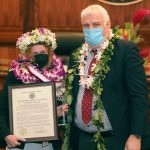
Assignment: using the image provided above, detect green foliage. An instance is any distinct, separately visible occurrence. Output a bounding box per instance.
[115,22,143,44]
[66,94,73,105]
[93,131,106,150]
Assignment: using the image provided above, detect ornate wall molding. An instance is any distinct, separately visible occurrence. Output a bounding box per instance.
[97,0,143,6]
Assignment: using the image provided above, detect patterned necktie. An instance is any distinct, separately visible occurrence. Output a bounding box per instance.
[82,50,97,124]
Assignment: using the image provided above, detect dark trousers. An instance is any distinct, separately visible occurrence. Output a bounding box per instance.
[77,130,124,150]
[77,130,150,150]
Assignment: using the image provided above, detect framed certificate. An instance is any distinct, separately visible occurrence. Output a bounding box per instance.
[8,82,58,142]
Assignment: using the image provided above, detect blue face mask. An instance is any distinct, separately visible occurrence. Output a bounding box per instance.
[83,28,105,46]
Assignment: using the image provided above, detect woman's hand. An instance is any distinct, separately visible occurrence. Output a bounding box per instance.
[5,135,26,148]
[57,103,69,117]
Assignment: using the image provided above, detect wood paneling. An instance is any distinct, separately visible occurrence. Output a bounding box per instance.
[22,0,150,30]
[0,0,23,43]
[22,0,150,49]
[0,47,19,60]
[0,31,22,43]
[97,0,150,27]
[0,0,22,30]
[24,0,87,31]
[0,0,149,39]
[0,0,149,58]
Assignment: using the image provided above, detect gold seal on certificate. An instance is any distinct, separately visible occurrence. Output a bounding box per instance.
[8,82,58,142]
[19,127,28,136]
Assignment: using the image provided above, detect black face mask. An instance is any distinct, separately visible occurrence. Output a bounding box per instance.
[34,54,49,68]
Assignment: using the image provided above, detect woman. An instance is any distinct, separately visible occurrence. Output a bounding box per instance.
[0,28,68,150]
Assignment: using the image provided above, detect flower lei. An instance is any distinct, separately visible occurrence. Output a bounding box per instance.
[62,31,118,150]
[16,28,57,54]
[78,40,109,89]
[11,54,65,83]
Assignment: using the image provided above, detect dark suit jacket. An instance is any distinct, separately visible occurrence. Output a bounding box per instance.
[69,39,150,149]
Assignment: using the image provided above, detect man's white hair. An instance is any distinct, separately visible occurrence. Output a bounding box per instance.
[81,5,110,23]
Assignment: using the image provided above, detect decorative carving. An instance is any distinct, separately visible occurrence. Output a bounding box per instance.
[97,0,143,5]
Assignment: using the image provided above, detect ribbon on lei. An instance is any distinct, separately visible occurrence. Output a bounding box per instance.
[27,65,50,82]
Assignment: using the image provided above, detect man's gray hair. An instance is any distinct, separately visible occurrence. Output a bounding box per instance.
[81,5,110,23]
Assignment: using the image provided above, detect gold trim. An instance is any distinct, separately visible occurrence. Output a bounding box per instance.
[97,0,143,6]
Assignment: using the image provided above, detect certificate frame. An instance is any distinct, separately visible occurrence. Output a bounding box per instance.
[8,82,58,142]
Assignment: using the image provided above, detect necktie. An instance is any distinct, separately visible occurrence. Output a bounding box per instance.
[82,50,97,124]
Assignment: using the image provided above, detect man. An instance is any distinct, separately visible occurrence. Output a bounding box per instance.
[62,4,150,150]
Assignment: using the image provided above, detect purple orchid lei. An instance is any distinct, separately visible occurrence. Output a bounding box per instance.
[11,54,65,83]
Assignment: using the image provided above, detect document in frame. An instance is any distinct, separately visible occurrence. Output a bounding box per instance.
[8,82,58,142]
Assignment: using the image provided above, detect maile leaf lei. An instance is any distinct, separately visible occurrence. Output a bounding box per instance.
[62,34,118,150]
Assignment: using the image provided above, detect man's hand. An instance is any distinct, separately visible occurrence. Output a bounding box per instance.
[125,134,141,150]
[5,135,25,148]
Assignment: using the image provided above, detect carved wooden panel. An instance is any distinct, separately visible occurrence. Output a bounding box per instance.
[22,0,150,30]
[0,0,23,43]
[22,0,150,51]
[0,0,22,30]
[0,0,149,39]
[96,0,150,27]
[0,0,149,56]
[0,47,19,59]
